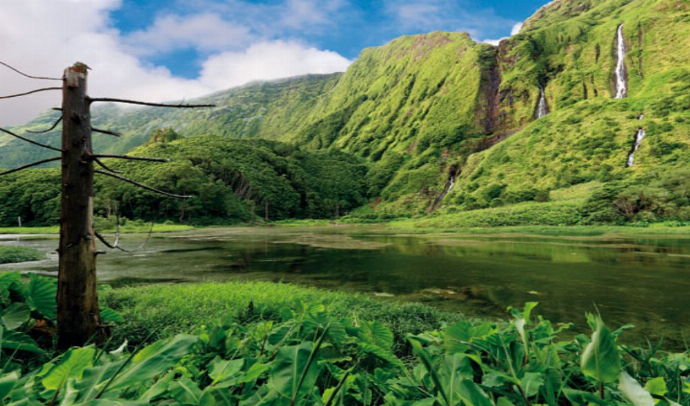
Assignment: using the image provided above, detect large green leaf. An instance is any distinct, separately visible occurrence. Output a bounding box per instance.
[438,354,474,405]
[208,356,244,386]
[100,308,124,324]
[168,376,202,405]
[106,334,199,392]
[1,328,44,354]
[359,321,394,350]
[580,317,620,384]
[456,380,495,406]
[26,274,57,320]
[268,343,321,401]
[74,362,124,403]
[1,303,30,330]
[520,372,543,398]
[42,346,96,391]
[0,371,19,401]
[443,321,471,354]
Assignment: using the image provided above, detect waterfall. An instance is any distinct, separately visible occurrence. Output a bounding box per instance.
[615,24,627,99]
[537,85,549,118]
[627,128,646,167]
[446,176,455,194]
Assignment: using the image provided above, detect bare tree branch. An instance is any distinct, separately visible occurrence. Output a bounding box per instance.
[0,87,61,100]
[0,127,62,152]
[91,127,122,137]
[0,157,61,176]
[94,221,155,253]
[26,116,62,134]
[0,61,62,81]
[94,158,123,174]
[93,154,169,163]
[95,170,191,199]
[88,97,215,108]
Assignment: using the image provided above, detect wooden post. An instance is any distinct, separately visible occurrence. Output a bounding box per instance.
[57,62,102,349]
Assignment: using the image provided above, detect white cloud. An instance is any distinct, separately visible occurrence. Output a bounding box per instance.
[482,21,524,46]
[0,0,350,126]
[199,41,351,89]
[125,14,253,55]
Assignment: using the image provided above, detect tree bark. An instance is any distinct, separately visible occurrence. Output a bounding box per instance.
[57,63,102,349]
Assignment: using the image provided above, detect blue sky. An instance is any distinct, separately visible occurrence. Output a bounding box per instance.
[110,0,549,78]
[0,0,550,125]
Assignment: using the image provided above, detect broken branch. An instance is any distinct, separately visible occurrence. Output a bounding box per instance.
[88,97,215,108]
[95,170,192,199]
[0,87,61,100]
[26,117,62,134]
[0,61,62,81]
[0,127,62,152]
[91,127,122,137]
[0,157,61,176]
[94,158,123,174]
[93,154,169,163]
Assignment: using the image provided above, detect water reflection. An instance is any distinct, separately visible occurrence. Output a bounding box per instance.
[2,227,689,348]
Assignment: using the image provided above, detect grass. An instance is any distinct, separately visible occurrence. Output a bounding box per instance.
[270,219,333,227]
[0,246,44,264]
[103,281,461,354]
[0,223,194,235]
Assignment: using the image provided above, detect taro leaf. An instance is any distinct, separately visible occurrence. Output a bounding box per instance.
[238,362,269,384]
[74,362,124,403]
[410,399,436,406]
[75,400,148,406]
[106,334,199,392]
[443,320,471,354]
[100,308,124,324]
[520,372,544,398]
[581,317,620,384]
[42,346,96,391]
[456,380,494,406]
[0,371,19,400]
[644,377,668,397]
[139,371,176,403]
[26,274,56,320]
[618,371,654,406]
[1,328,44,354]
[562,388,608,406]
[1,303,30,330]
[482,371,515,388]
[199,386,234,406]
[496,398,517,406]
[168,376,203,405]
[0,273,21,298]
[359,342,404,368]
[359,321,394,350]
[268,343,321,401]
[439,354,474,405]
[208,356,244,386]
[410,338,450,406]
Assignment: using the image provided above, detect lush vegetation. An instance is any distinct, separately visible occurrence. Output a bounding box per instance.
[3,283,689,405]
[2,0,690,226]
[0,246,44,264]
[0,131,369,226]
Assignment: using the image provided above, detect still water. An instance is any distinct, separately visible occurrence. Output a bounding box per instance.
[2,226,689,347]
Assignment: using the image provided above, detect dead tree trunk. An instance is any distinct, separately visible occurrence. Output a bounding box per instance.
[57,63,102,349]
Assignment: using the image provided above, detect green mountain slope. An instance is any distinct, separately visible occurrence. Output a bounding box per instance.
[2,0,690,224]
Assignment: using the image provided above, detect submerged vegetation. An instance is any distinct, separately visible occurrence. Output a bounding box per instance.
[0,246,43,264]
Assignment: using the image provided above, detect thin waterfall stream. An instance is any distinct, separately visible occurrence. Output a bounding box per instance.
[627,114,646,167]
[537,85,549,118]
[615,24,627,98]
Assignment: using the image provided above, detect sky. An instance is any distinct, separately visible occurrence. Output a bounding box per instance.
[0,0,550,126]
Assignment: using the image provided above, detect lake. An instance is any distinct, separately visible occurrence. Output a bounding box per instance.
[2,226,689,348]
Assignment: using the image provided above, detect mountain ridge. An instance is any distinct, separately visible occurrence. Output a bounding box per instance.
[2,0,690,223]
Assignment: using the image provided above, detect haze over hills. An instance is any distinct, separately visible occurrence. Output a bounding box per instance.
[2,0,690,222]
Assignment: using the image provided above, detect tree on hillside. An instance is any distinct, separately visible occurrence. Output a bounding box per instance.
[0,61,212,348]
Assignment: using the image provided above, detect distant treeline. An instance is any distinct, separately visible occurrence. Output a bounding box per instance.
[0,130,369,226]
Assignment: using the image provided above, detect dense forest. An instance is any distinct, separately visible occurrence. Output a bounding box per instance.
[0,129,369,226]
